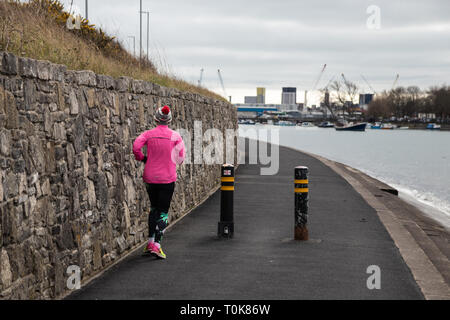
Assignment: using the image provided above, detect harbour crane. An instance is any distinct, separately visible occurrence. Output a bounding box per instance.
[198,68,204,87]
[360,74,376,94]
[312,64,327,91]
[305,64,327,107]
[324,74,336,91]
[341,73,358,91]
[217,69,231,102]
[391,74,400,90]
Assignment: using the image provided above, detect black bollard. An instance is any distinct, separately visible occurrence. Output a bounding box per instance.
[218,164,235,238]
[294,166,309,240]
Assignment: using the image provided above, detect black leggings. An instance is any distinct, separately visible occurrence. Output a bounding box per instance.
[145,182,175,244]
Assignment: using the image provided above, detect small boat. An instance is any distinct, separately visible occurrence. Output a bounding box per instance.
[426,123,441,130]
[335,122,367,132]
[318,121,334,128]
[275,120,296,126]
[381,123,395,130]
[371,122,381,129]
[299,122,315,128]
[397,126,409,130]
[238,119,256,125]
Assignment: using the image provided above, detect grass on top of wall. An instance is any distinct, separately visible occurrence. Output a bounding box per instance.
[0,0,226,102]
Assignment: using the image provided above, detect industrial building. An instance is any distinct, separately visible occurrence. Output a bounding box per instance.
[281,87,297,105]
[244,87,266,105]
[244,96,257,104]
[238,86,303,117]
[235,103,279,119]
[359,94,374,110]
[256,87,266,104]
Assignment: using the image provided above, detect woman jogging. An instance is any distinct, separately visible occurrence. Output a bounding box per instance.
[132,105,185,259]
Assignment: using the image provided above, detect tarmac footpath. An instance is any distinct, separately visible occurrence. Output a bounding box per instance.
[68,143,426,300]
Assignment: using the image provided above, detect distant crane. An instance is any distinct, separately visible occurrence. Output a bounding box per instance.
[198,68,204,87]
[324,74,335,91]
[360,74,376,94]
[305,64,327,108]
[312,64,327,91]
[391,74,400,90]
[217,69,231,102]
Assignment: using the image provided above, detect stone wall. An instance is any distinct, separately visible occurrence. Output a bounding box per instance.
[0,52,237,299]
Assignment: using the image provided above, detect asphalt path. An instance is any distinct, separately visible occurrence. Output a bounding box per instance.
[68,143,423,300]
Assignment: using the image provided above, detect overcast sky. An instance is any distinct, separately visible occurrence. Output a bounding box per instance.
[61,0,449,104]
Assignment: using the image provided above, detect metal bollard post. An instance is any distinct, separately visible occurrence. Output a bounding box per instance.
[218,164,235,238]
[294,166,309,240]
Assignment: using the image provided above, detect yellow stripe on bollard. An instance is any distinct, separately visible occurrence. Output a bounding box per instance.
[221,177,235,182]
[294,179,309,184]
[295,188,309,193]
[221,186,235,191]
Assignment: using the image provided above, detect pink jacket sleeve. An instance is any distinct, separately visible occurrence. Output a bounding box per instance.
[176,136,186,165]
[133,131,149,162]
[172,133,186,165]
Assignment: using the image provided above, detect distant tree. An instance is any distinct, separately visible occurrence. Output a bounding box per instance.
[428,85,450,120]
[329,78,359,117]
[367,94,389,120]
[366,85,449,122]
[343,79,359,111]
[404,86,421,117]
[388,86,407,118]
[319,88,337,119]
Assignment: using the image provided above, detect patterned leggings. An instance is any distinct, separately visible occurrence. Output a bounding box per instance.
[145,182,175,244]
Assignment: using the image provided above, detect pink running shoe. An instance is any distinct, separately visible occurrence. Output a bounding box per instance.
[143,241,155,254]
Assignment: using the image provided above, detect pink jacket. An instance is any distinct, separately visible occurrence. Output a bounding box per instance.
[133,125,185,184]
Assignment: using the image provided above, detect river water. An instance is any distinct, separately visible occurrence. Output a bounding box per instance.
[239,125,450,230]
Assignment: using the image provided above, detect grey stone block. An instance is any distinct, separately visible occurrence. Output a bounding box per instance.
[69,89,79,115]
[1,52,18,75]
[96,74,115,90]
[131,80,145,94]
[116,76,132,92]
[75,70,97,87]
[18,57,38,78]
[36,60,51,80]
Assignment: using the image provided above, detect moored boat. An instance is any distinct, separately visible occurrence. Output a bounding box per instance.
[371,122,381,129]
[318,121,334,128]
[299,122,315,128]
[335,122,367,132]
[426,123,441,130]
[275,120,296,126]
[238,119,256,125]
[381,123,395,130]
